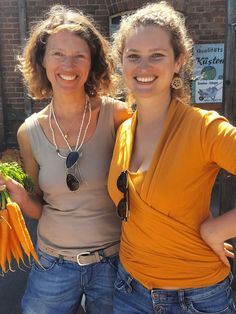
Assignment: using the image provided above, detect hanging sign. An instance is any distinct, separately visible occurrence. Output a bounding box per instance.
[192,43,224,103]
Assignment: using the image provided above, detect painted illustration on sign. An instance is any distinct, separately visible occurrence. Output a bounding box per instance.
[192,44,224,104]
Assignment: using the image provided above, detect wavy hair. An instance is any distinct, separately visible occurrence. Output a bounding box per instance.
[111,1,194,104]
[17,5,114,99]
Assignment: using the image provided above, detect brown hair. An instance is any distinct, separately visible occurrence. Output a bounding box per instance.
[111,1,194,103]
[17,5,114,100]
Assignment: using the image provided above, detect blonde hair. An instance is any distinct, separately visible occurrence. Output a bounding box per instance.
[17,5,114,100]
[111,1,194,104]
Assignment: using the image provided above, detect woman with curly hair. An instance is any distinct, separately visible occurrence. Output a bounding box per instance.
[0,4,129,314]
[108,1,236,313]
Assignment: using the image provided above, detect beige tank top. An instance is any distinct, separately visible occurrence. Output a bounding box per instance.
[25,97,121,256]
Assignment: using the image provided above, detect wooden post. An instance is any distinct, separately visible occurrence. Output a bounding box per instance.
[17,0,32,116]
[219,0,236,283]
[223,1,236,123]
[220,0,236,214]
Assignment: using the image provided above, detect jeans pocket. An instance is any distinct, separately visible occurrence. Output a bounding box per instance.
[188,289,234,314]
[114,265,133,294]
[33,249,57,272]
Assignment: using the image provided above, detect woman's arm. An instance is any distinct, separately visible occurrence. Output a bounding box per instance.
[200,211,236,266]
[113,99,132,130]
[0,122,44,219]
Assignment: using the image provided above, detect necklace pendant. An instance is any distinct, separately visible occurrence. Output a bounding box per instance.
[64,134,69,139]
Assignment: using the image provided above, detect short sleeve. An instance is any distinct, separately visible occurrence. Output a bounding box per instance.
[200,111,236,174]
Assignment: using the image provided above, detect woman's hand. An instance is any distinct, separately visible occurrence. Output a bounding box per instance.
[0,174,29,208]
[200,216,234,267]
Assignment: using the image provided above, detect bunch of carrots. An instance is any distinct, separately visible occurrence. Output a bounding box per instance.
[0,162,41,276]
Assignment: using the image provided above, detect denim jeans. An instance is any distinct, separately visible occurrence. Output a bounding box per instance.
[113,261,236,314]
[21,248,118,314]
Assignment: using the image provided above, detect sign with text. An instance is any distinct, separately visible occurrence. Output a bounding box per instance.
[192,43,224,104]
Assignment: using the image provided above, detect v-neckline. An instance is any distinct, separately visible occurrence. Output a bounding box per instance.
[127,99,177,175]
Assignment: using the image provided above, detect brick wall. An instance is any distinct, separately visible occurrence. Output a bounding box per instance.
[0,0,226,148]
[0,72,4,151]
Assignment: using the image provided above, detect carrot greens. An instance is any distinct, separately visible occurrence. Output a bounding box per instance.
[0,161,33,193]
[0,161,41,275]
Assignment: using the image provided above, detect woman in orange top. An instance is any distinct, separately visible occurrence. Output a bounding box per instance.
[108,1,236,313]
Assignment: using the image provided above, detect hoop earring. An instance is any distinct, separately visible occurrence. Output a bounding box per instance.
[171,75,183,90]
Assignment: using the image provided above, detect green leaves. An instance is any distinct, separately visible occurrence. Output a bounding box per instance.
[0,162,34,193]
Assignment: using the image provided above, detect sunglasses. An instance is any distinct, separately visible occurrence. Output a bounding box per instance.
[66,151,80,191]
[116,171,129,221]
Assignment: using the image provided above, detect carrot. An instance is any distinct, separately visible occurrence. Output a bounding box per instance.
[0,222,2,276]
[0,209,11,273]
[0,161,35,273]
[8,223,26,269]
[6,243,14,272]
[6,201,41,266]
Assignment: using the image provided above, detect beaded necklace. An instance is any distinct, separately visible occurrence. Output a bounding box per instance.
[49,96,92,159]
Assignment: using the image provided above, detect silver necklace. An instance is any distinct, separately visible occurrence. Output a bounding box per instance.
[49,96,92,159]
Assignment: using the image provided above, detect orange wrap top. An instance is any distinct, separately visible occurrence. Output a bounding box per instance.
[108,98,236,289]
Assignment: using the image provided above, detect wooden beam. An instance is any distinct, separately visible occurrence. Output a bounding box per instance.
[219,0,236,215]
[219,0,236,284]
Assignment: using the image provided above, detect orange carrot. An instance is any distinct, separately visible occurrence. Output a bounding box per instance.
[0,209,11,273]
[0,162,35,273]
[8,224,26,268]
[6,201,41,266]
[0,223,2,276]
[6,243,13,272]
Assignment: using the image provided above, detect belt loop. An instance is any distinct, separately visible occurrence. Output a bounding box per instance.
[178,290,187,311]
[100,248,107,262]
[98,248,104,257]
[94,251,104,263]
[126,276,133,293]
[228,272,233,285]
[58,254,64,264]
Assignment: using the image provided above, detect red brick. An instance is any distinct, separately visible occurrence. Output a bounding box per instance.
[0,0,226,147]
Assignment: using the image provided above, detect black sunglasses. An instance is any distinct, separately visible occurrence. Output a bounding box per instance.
[116,171,129,221]
[66,151,80,191]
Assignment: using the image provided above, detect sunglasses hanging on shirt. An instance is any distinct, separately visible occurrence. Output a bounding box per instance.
[116,170,129,221]
[66,151,81,191]
[48,95,91,191]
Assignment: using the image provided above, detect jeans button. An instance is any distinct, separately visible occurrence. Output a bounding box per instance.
[151,291,159,300]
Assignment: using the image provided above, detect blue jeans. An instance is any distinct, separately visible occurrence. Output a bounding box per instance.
[21,248,118,314]
[114,261,236,314]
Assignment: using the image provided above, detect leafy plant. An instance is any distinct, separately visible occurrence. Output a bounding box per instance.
[0,162,34,193]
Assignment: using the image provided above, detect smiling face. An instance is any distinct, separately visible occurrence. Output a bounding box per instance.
[122,25,183,102]
[42,30,91,96]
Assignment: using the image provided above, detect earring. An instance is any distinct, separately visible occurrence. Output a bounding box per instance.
[171,75,183,90]
[85,81,96,96]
